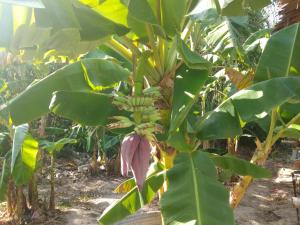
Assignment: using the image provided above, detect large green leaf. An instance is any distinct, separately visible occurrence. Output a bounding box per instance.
[208,153,272,178]
[98,171,165,225]
[0,153,10,202]
[161,151,234,225]
[0,3,34,48]
[6,59,129,125]
[114,161,164,193]
[40,138,76,155]
[11,124,29,172]
[12,134,38,186]
[170,65,208,133]
[1,0,128,55]
[127,0,158,25]
[72,3,129,41]
[161,0,189,36]
[255,23,300,82]
[196,77,300,140]
[79,0,128,27]
[50,91,116,126]
[35,0,80,29]
[219,0,271,16]
[204,16,249,57]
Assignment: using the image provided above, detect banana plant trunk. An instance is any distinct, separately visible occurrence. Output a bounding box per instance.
[28,174,39,211]
[49,155,55,212]
[231,109,277,207]
[16,186,27,223]
[90,138,99,176]
[6,178,16,216]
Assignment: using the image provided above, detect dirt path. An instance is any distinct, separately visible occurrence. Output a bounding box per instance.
[56,161,299,225]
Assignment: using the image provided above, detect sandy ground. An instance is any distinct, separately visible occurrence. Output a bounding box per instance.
[235,162,298,225]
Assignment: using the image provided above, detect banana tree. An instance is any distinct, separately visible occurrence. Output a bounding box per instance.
[1,0,294,225]
[0,123,39,221]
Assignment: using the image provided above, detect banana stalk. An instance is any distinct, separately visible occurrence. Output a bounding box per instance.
[230,109,278,208]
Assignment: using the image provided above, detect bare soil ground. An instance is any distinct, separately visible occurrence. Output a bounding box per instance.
[1,151,299,225]
[235,160,298,225]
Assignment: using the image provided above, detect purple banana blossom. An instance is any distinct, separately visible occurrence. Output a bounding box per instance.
[120,134,151,189]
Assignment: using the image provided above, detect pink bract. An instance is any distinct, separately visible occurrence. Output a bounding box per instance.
[120,134,152,189]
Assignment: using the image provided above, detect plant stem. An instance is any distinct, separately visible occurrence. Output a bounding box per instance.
[116,36,141,57]
[107,38,132,62]
[7,178,16,216]
[49,155,55,212]
[230,108,277,208]
[271,112,300,146]
[16,186,26,223]
[28,173,39,211]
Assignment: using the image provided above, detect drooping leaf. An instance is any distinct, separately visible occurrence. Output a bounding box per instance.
[1,0,128,55]
[208,153,272,178]
[170,65,208,133]
[196,77,300,140]
[5,59,129,125]
[114,161,164,193]
[12,134,38,186]
[204,16,248,56]
[98,171,165,225]
[255,23,300,82]
[50,91,116,126]
[41,138,76,155]
[161,151,234,225]
[176,36,212,70]
[11,124,29,173]
[242,28,271,52]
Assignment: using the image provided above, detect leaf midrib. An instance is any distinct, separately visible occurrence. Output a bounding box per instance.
[189,153,201,224]
[285,24,299,76]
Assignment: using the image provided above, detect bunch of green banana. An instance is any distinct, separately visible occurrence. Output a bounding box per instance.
[110,87,162,137]
[107,116,135,129]
[142,87,161,99]
[134,123,163,141]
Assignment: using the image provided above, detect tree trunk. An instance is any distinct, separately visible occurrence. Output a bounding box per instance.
[7,178,16,216]
[39,116,47,163]
[90,142,99,176]
[49,155,55,212]
[28,174,39,211]
[15,186,27,223]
